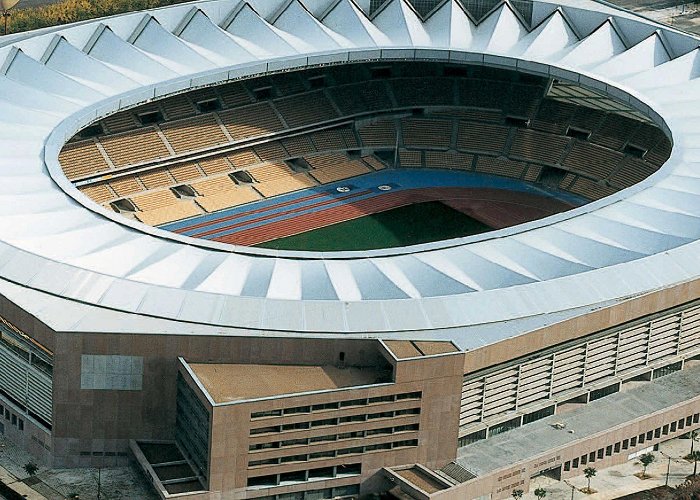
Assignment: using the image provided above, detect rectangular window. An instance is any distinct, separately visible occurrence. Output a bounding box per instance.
[282,422,309,431]
[655,428,661,439]
[339,415,365,424]
[280,454,307,463]
[394,408,420,416]
[18,419,23,431]
[679,419,685,430]
[195,98,221,113]
[251,410,282,419]
[340,399,366,408]
[614,442,621,453]
[249,458,279,467]
[394,424,419,433]
[589,452,596,463]
[281,438,308,447]
[308,467,334,480]
[392,439,418,448]
[309,435,336,443]
[312,402,339,412]
[663,425,670,435]
[564,461,571,472]
[250,426,280,435]
[249,442,279,451]
[311,418,337,428]
[284,406,310,415]
[694,413,699,424]
[137,111,163,125]
[631,437,637,447]
[368,395,394,404]
[687,416,693,426]
[247,474,277,487]
[309,451,335,460]
[572,458,579,468]
[336,463,362,476]
[647,431,653,441]
[606,445,612,456]
[597,449,604,460]
[581,455,587,466]
[639,434,645,444]
[366,427,392,436]
[365,443,392,452]
[671,422,677,433]
[368,411,394,420]
[338,431,364,440]
[11,415,16,426]
[622,439,629,450]
[396,392,421,400]
[279,470,306,483]
[337,447,363,456]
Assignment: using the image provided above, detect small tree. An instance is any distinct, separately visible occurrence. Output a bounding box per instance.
[689,450,700,476]
[640,452,656,478]
[512,489,524,500]
[23,461,38,476]
[583,466,597,493]
[534,487,547,499]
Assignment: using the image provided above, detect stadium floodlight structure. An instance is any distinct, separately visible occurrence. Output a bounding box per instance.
[1,0,700,498]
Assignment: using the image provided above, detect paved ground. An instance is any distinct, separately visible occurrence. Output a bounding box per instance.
[607,0,700,35]
[0,437,158,500]
[521,437,699,499]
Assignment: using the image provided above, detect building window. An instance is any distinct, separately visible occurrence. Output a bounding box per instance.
[311,402,338,412]
[309,451,335,460]
[281,438,308,447]
[589,452,596,463]
[18,419,23,431]
[251,410,282,419]
[614,442,621,453]
[309,435,335,444]
[394,408,420,417]
[282,422,309,431]
[340,399,366,408]
[631,437,637,447]
[251,426,280,435]
[283,406,310,415]
[396,392,421,400]
[368,411,393,420]
[368,395,394,404]
[365,443,392,452]
[311,418,337,428]
[11,414,16,426]
[581,455,587,466]
[623,439,629,450]
[280,454,307,463]
[247,474,277,487]
[564,461,571,472]
[606,445,612,456]
[249,458,278,467]
[597,449,604,460]
[249,442,279,451]
[339,415,365,424]
[572,458,579,468]
[338,431,364,440]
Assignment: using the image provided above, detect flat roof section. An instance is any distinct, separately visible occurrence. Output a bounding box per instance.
[188,363,386,403]
[393,466,450,494]
[384,340,460,359]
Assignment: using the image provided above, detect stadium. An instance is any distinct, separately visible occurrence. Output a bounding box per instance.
[1,0,700,498]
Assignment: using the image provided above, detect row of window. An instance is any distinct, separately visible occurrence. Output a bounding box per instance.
[251,408,420,436]
[254,484,360,500]
[0,404,24,431]
[249,438,419,468]
[251,392,422,420]
[564,413,700,472]
[250,423,419,452]
[248,463,361,488]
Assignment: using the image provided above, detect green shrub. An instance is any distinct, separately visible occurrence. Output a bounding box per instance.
[7,0,190,34]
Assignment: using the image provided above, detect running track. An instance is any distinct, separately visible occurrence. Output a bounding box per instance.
[161,170,585,246]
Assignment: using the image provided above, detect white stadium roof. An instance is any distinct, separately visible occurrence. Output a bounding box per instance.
[0,0,697,347]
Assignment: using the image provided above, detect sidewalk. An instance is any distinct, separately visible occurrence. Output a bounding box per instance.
[0,437,157,500]
[523,437,698,499]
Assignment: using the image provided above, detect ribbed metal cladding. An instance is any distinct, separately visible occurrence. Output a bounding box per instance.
[0,340,53,426]
[459,301,700,429]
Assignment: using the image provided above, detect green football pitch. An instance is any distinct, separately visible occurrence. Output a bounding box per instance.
[255,201,492,252]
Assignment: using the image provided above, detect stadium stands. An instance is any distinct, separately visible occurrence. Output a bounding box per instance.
[61,63,673,229]
[58,140,110,180]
